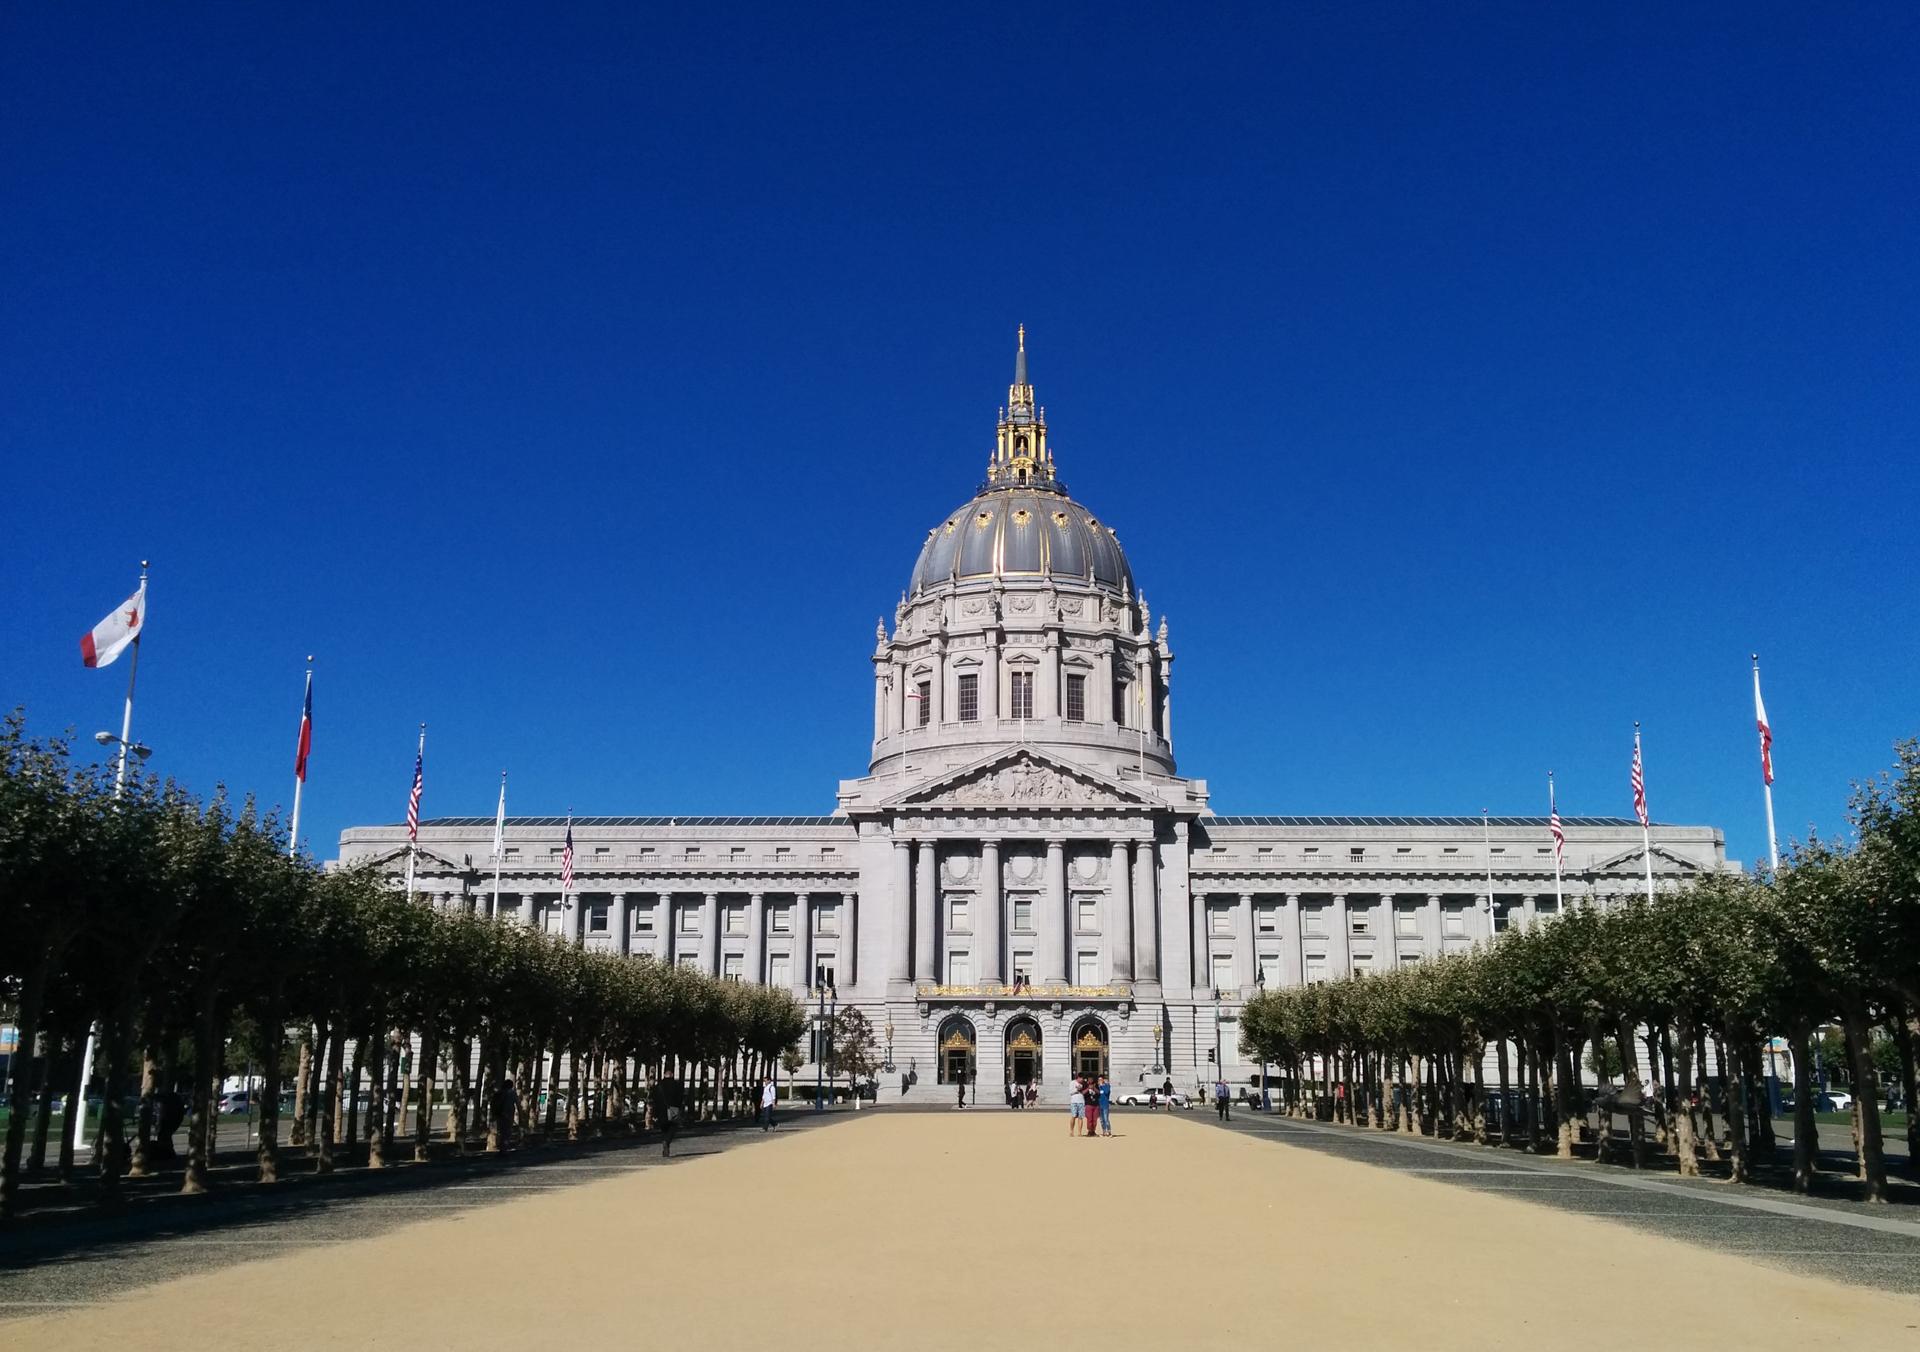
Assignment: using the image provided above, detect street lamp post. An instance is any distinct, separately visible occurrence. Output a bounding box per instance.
[1151,1020,1162,1075]
[813,967,837,1111]
[1212,987,1224,1098]
[1255,971,1270,1111]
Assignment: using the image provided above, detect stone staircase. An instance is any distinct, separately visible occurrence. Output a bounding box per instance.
[883,1077,1056,1109]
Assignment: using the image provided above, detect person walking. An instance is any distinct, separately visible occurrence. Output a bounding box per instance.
[1083,1079,1100,1139]
[1068,1077,1085,1136]
[1097,1074,1112,1137]
[651,1075,682,1157]
[1162,1075,1176,1112]
[956,1076,967,1110]
[1214,1077,1231,1121]
[759,1076,776,1131]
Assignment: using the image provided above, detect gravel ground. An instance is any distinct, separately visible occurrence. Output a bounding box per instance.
[4,1110,1918,1350]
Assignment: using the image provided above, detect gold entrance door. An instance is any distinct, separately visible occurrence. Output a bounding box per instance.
[1072,1023,1108,1080]
[1005,1020,1042,1087]
[937,1018,976,1085]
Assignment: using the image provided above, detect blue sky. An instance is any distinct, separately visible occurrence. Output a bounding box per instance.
[3,6,1915,868]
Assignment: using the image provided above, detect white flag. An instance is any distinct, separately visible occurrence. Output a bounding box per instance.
[491,773,507,860]
[81,583,146,668]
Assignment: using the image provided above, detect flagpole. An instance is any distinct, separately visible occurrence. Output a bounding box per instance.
[492,770,506,919]
[77,561,147,1158]
[1637,722,1654,903]
[1753,654,1780,873]
[404,723,425,900]
[112,562,149,797]
[1549,772,1564,910]
[1481,808,1495,938]
[288,657,313,858]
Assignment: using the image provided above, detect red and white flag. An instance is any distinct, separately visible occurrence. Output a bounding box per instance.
[1630,727,1649,828]
[1753,670,1774,787]
[560,813,575,894]
[80,583,146,669]
[1548,775,1565,869]
[294,671,314,784]
[405,740,424,842]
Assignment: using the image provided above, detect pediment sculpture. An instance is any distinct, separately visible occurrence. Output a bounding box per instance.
[933,755,1120,806]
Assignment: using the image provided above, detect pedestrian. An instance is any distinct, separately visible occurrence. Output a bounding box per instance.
[1098,1073,1112,1137]
[1069,1077,1085,1136]
[1084,1080,1100,1139]
[1214,1077,1231,1121]
[956,1076,967,1110]
[1162,1075,1175,1112]
[759,1076,776,1131]
[651,1074,682,1157]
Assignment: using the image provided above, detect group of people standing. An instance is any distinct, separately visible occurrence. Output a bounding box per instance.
[1069,1074,1112,1138]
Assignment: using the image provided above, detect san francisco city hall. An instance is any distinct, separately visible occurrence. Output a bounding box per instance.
[336,333,1730,1099]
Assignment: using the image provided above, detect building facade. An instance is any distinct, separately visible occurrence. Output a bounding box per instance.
[336,332,1730,1098]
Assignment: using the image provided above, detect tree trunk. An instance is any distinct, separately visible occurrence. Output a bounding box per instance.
[1670,1014,1700,1178]
[1697,1032,1722,1164]
[449,1035,471,1147]
[288,1030,312,1148]
[303,1017,330,1150]
[57,1029,88,1182]
[543,1043,563,1136]
[28,1031,64,1173]
[94,1003,136,1203]
[1552,1028,1578,1159]
[413,1027,438,1162]
[1615,1017,1647,1169]
[1494,1040,1511,1146]
[1788,1021,1817,1193]
[316,1024,345,1174]
[1887,1012,1919,1165]
[1724,1032,1752,1185]
[181,993,219,1195]
[566,1046,582,1141]
[0,955,52,1216]
[393,1032,412,1153]
[256,1001,284,1183]
[344,1032,365,1151]
[366,1018,390,1169]
[1469,1043,1488,1145]
[130,1033,162,1177]
[1839,1005,1888,1203]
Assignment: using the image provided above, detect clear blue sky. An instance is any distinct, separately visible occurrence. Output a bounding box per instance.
[3,6,1915,868]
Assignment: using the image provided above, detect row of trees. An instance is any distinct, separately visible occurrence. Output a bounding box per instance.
[1241,741,1920,1201]
[0,714,808,1217]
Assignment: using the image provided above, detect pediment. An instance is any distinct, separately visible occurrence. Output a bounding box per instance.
[362,845,469,875]
[889,747,1151,810]
[1591,844,1703,874]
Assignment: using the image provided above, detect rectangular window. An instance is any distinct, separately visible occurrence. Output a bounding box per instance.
[813,957,836,990]
[1076,897,1097,931]
[775,846,791,858]
[678,954,701,970]
[1350,916,1370,936]
[1210,905,1232,935]
[916,680,931,726]
[1302,905,1326,937]
[816,903,837,935]
[1352,955,1373,973]
[680,905,698,934]
[726,904,747,935]
[1257,953,1283,986]
[1443,905,1467,937]
[1536,898,1560,917]
[588,903,609,933]
[769,954,791,987]
[543,904,564,935]
[1257,905,1277,933]
[1010,670,1034,720]
[957,672,978,722]
[505,846,521,860]
[633,903,655,934]
[1011,951,1034,980]
[949,950,972,986]
[1065,673,1086,722]
[594,846,610,859]
[949,897,970,932]
[1395,903,1418,936]
[730,846,746,861]
[638,846,655,859]
[1304,953,1327,984]
[1012,897,1033,931]
[770,906,790,933]
[1400,952,1421,966]
[1492,906,1511,933]
[683,845,699,858]
[722,954,743,982]
[1077,950,1100,985]
[1210,952,1235,993]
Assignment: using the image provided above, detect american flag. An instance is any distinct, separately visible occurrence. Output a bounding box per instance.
[294,670,313,784]
[1630,727,1649,828]
[560,813,575,893]
[1548,774,1565,868]
[405,740,424,843]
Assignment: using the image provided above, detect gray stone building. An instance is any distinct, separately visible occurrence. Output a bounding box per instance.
[336,332,1730,1099]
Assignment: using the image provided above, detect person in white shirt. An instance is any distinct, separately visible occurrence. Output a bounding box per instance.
[759,1077,777,1131]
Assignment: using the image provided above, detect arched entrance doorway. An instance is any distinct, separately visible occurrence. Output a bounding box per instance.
[1070,1016,1109,1081]
[1004,1016,1043,1089]
[937,1015,976,1085]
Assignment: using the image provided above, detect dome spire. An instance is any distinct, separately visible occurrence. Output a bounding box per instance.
[989,325,1055,488]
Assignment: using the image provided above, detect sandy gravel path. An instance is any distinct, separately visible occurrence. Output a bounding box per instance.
[14,1112,1920,1350]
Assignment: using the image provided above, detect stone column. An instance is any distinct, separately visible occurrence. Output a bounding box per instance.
[1095,639,1115,725]
[1041,838,1067,983]
[1039,633,1060,719]
[1191,889,1209,994]
[1132,837,1158,983]
[844,891,858,986]
[1284,892,1301,985]
[700,892,719,975]
[873,666,889,741]
[1523,893,1538,930]
[931,638,946,725]
[612,893,630,958]
[519,892,536,929]
[913,842,937,980]
[800,894,815,987]
[980,840,1003,985]
[663,895,676,965]
[748,891,766,984]
[1331,894,1350,976]
[891,841,912,983]
[1380,894,1397,969]
[983,635,1000,721]
[1426,892,1442,956]
[1159,821,1192,994]
[1235,892,1255,991]
[1110,839,1133,984]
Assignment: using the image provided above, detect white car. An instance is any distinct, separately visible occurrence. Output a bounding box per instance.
[1820,1090,1854,1111]
[1119,1087,1191,1108]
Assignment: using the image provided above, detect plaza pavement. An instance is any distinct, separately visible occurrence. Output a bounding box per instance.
[5,1108,1920,1350]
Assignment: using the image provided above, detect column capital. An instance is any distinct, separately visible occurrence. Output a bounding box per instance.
[749,891,764,903]
[1284,892,1300,904]
[1331,893,1347,904]
[1238,892,1254,904]
[1427,893,1441,904]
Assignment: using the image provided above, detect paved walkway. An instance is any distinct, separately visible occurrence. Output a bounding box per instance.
[6,1111,1919,1349]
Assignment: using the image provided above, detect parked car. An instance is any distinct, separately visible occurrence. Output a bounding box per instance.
[217,1090,253,1114]
[1818,1090,1854,1111]
[1118,1087,1191,1108]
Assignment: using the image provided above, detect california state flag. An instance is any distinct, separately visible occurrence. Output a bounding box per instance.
[81,583,145,668]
